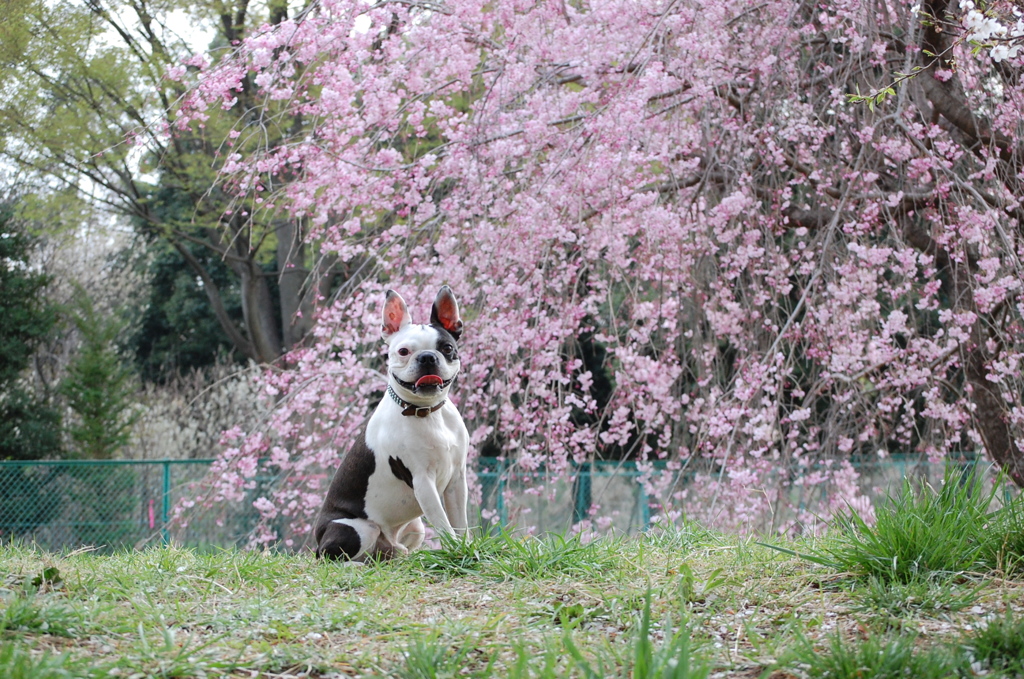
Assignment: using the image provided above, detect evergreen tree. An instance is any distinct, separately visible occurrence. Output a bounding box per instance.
[59,290,139,459]
[0,200,63,537]
[0,203,62,460]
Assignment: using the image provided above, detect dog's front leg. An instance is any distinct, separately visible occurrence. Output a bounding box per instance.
[443,471,468,535]
[412,474,455,536]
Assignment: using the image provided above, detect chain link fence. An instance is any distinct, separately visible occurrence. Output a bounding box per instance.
[476,456,1015,536]
[1,456,1015,552]
[0,459,243,552]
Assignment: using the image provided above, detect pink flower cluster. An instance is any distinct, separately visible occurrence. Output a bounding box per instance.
[173,0,1024,542]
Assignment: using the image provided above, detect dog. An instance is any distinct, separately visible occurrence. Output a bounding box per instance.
[313,286,469,561]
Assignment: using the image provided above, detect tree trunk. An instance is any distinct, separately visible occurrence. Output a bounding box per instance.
[956,266,1024,487]
[170,238,261,362]
[916,0,1024,486]
[276,218,315,351]
[237,261,283,364]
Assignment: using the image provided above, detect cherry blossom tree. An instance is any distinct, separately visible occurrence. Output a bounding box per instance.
[173,0,1024,542]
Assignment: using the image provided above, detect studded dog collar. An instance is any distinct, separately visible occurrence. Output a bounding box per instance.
[386,384,447,418]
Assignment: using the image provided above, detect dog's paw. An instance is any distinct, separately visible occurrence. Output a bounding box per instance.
[365,535,408,561]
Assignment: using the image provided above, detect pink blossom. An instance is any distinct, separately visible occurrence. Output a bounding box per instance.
[171,0,1024,541]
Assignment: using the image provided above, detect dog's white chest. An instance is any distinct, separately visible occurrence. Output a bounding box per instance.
[367,405,464,463]
[363,404,467,523]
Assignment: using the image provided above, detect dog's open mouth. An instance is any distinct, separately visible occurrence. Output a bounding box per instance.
[414,375,444,388]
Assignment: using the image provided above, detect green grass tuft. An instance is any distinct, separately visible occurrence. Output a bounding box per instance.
[761,466,1021,585]
[640,522,716,553]
[825,466,997,583]
[984,490,1024,575]
[0,590,84,638]
[506,636,565,678]
[964,609,1024,675]
[0,643,84,679]
[403,527,624,580]
[782,631,967,679]
[395,628,488,679]
[850,575,980,618]
[563,591,709,679]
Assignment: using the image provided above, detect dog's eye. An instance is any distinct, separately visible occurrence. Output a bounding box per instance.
[397,347,411,357]
[441,343,454,356]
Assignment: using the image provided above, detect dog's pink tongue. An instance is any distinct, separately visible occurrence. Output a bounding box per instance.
[415,375,444,387]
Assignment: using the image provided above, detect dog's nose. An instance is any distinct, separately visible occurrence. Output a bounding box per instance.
[418,352,438,366]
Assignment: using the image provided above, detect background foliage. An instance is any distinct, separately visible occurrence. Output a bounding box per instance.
[0,1,293,468]
[0,202,63,462]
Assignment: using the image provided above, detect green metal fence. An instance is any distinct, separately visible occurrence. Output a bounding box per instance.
[0,456,1014,552]
[477,456,1014,536]
[478,459,656,534]
[0,458,636,552]
[0,459,223,552]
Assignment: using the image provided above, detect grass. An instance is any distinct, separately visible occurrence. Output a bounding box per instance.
[965,609,1024,675]
[562,591,709,679]
[780,631,968,679]
[774,610,1024,679]
[402,527,627,581]
[762,467,1024,584]
[0,479,1021,678]
[824,467,1005,582]
[990,488,1024,573]
[0,643,82,679]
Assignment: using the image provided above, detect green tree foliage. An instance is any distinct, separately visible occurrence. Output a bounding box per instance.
[128,239,246,382]
[0,0,332,376]
[0,199,64,536]
[59,290,140,459]
[0,390,63,461]
[0,206,55,388]
[0,202,63,461]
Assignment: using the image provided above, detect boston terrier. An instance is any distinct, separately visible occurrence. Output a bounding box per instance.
[313,286,469,561]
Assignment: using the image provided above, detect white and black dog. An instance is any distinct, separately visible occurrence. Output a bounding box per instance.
[313,286,469,561]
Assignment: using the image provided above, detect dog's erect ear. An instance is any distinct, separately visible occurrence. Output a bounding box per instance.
[429,285,463,341]
[381,290,412,341]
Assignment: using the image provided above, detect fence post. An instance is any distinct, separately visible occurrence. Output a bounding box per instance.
[572,461,592,525]
[497,458,507,527]
[161,461,171,545]
[639,469,651,531]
